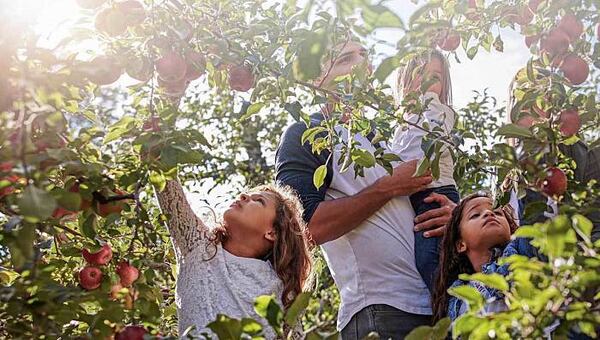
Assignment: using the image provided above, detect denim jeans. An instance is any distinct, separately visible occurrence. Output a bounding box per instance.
[341,304,431,340]
[410,185,460,293]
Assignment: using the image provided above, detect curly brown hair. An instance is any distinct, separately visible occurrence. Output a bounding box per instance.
[431,192,519,323]
[212,183,314,309]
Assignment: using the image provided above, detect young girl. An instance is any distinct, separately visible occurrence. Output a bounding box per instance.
[392,49,460,292]
[155,178,313,338]
[431,192,537,322]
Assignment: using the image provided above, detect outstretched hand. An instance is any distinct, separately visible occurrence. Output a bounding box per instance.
[414,192,456,238]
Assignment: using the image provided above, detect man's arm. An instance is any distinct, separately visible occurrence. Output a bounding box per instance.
[307,160,432,244]
[275,120,433,245]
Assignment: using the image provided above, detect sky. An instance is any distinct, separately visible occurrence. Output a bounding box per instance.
[1,0,532,213]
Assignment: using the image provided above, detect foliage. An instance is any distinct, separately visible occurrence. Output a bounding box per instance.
[0,0,599,339]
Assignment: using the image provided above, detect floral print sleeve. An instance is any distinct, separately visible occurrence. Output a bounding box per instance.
[155,179,211,261]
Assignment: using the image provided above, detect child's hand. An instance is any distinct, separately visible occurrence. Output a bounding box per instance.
[413,192,456,237]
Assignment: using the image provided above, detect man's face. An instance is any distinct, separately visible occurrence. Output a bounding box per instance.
[317,41,370,89]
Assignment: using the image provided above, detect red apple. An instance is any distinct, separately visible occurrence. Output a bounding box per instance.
[541,167,567,197]
[116,261,139,287]
[514,6,534,26]
[525,34,540,48]
[84,56,123,85]
[115,0,146,25]
[436,30,461,51]
[115,325,147,340]
[76,0,106,9]
[184,51,206,81]
[82,244,113,266]
[110,282,124,300]
[0,174,21,199]
[52,207,77,219]
[156,52,187,82]
[79,266,103,290]
[559,109,581,137]
[228,64,255,92]
[95,8,128,37]
[0,161,13,173]
[540,28,569,61]
[559,54,589,85]
[557,14,583,42]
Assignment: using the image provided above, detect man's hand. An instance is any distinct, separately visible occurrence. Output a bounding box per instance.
[414,192,457,238]
[376,159,433,198]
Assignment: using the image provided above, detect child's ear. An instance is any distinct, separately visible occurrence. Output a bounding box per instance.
[264,229,276,242]
[456,240,467,253]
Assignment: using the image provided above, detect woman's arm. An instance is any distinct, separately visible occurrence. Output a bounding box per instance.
[155,179,211,260]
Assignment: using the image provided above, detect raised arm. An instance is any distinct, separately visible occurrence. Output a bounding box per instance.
[155,179,210,260]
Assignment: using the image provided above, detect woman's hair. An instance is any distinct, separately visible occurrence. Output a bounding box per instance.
[212,184,314,309]
[431,192,519,323]
[396,49,453,106]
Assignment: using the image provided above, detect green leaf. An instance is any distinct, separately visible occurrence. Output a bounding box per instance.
[285,292,311,327]
[149,171,166,192]
[240,318,263,335]
[301,126,327,145]
[313,165,327,190]
[351,149,376,168]
[414,157,430,176]
[466,46,478,60]
[104,116,135,144]
[253,295,283,335]
[496,124,534,138]
[18,186,57,221]
[206,314,242,340]
[459,273,509,291]
[240,102,265,120]
[374,56,400,82]
[572,214,593,240]
[448,285,484,311]
[0,267,20,286]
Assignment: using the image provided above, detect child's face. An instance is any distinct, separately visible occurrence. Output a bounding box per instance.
[409,57,443,97]
[456,197,512,254]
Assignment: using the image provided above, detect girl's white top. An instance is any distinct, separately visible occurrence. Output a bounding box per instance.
[391,91,456,187]
[155,180,282,339]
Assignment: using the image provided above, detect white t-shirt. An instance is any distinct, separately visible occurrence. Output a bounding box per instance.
[391,92,456,187]
[156,180,282,339]
[321,126,432,331]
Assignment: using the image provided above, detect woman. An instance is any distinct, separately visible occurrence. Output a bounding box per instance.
[155,178,313,338]
[430,192,537,322]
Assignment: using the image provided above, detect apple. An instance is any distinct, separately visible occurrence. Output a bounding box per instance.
[95,8,128,37]
[557,14,583,42]
[76,0,106,9]
[110,282,124,300]
[115,325,147,340]
[84,56,123,85]
[0,161,13,173]
[116,261,139,287]
[52,207,77,219]
[525,34,539,48]
[513,6,533,26]
[559,109,581,137]
[541,167,567,197]
[82,244,113,266]
[436,30,461,51]
[125,57,153,82]
[228,64,255,92]
[0,174,21,199]
[540,28,569,61]
[184,51,206,81]
[156,52,187,82]
[559,54,589,85]
[79,266,103,290]
[115,0,146,25]
[465,0,480,20]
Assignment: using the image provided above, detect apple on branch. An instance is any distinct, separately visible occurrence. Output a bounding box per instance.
[79,266,103,290]
[82,244,113,266]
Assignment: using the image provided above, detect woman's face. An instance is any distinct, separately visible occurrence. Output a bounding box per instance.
[457,197,512,254]
[223,191,278,242]
[409,57,443,98]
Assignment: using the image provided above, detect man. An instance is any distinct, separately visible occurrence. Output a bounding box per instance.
[275,41,456,339]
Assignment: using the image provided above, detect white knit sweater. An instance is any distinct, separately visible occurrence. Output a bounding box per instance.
[155,180,283,339]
